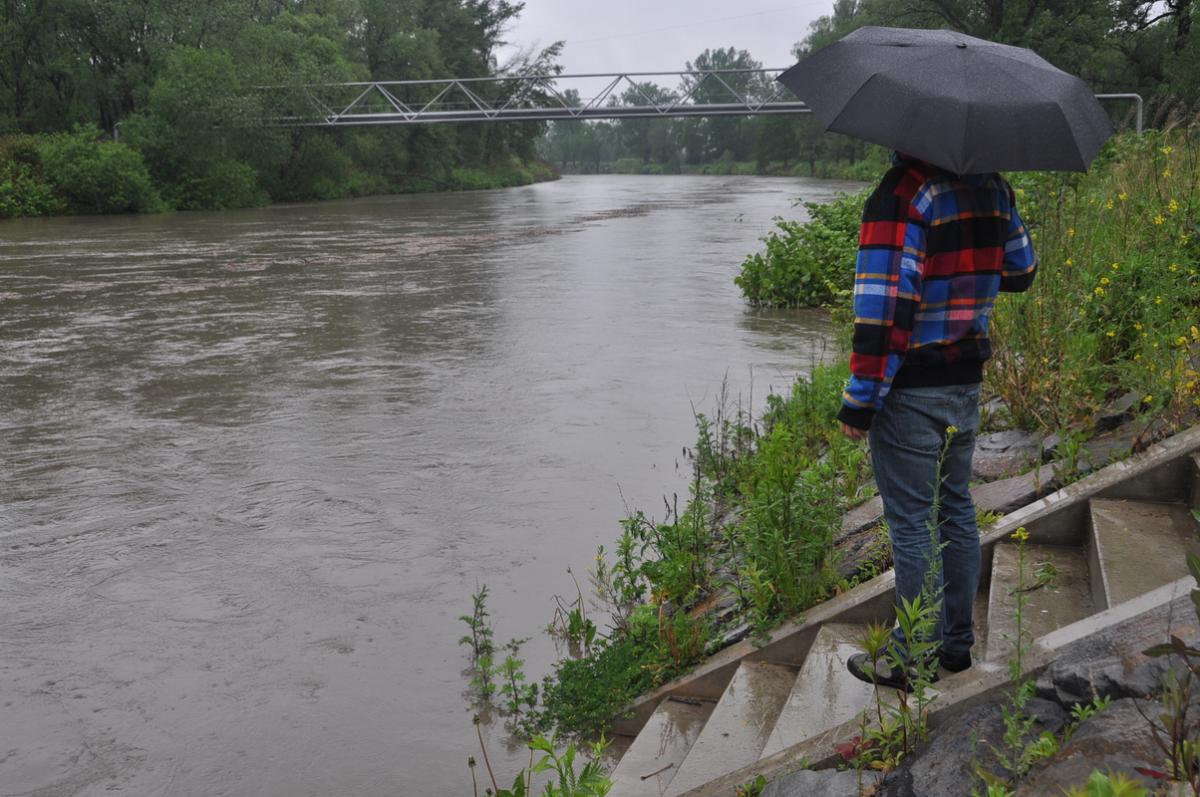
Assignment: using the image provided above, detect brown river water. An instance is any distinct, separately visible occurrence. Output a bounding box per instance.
[0,175,856,796]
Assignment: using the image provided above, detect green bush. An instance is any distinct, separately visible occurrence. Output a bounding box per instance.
[38,126,163,214]
[176,159,267,210]
[0,135,63,218]
[735,190,866,307]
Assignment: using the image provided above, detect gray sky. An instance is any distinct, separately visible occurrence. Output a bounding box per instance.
[495,1,833,80]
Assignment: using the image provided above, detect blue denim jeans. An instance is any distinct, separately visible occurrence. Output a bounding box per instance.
[869,383,981,659]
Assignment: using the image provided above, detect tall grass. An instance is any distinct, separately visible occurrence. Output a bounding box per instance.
[989,127,1200,434]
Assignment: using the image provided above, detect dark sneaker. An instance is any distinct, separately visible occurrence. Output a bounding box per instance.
[846,652,938,692]
[939,649,972,673]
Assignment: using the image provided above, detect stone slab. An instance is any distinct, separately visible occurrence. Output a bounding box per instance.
[665,661,796,797]
[608,697,715,797]
[1089,499,1200,609]
[972,465,1057,515]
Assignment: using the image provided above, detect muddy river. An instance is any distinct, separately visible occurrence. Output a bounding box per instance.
[0,175,855,795]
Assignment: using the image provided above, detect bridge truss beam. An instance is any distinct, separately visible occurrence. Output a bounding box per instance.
[259,70,1144,133]
[261,69,809,126]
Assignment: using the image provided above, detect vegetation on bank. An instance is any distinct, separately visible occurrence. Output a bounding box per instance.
[0,0,559,217]
[0,125,556,219]
[737,127,1200,443]
[455,127,1199,793]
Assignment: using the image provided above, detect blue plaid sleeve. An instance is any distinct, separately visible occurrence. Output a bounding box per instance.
[1000,198,1037,293]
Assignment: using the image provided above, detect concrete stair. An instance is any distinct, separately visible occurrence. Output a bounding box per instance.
[986,543,1093,663]
[1088,499,1200,609]
[605,428,1200,797]
[607,696,716,797]
[662,661,795,796]
[760,624,896,758]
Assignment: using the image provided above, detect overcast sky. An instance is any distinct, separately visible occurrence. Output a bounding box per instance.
[495,1,833,81]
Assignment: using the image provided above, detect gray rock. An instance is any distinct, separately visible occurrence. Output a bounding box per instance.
[1057,697,1163,763]
[880,699,1067,797]
[762,768,878,797]
[973,431,1042,481]
[1095,391,1141,432]
[1036,656,1172,705]
[976,430,1039,453]
[1014,753,1163,796]
[1015,698,1167,796]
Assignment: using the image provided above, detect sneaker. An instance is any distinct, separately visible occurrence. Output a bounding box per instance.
[846,652,939,692]
[939,649,972,673]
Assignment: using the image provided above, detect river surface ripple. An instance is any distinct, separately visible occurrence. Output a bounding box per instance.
[0,175,856,796]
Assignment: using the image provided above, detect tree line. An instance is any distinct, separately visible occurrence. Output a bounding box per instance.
[541,0,1197,175]
[0,0,559,212]
[2,0,1197,214]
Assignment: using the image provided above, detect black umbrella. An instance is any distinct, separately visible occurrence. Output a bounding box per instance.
[777,26,1114,174]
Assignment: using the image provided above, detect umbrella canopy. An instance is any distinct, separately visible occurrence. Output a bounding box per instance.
[777,26,1114,174]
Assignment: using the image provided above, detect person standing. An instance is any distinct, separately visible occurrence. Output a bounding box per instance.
[840,152,1037,690]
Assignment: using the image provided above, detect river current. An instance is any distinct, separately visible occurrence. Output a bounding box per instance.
[0,175,855,795]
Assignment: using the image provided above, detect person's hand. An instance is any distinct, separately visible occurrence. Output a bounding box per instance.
[841,422,868,441]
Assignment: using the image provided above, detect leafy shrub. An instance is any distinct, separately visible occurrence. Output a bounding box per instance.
[38,126,163,214]
[0,135,63,218]
[735,189,866,307]
[176,159,267,210]
[536,605,678,737]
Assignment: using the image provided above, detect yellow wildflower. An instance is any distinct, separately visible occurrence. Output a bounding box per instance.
[1156,295,1164,304]
[1119,192,1128,202]
[1067,227,1076,237]
[1105,198,1115,210]
[1168,199,1180,214]
[1107,330,1117,338]
[1111,262,1120,271]
[1135,322,1143,330]
[1155,215,1165,225]
[1012,527,1030,543]
[1144,394,1154,403]
[1191,325,1200,341]
[1178,336,1190,346]
[1163,169,1171,178]
[1064,258,1073,267]
[946,425,959,436]
[1171,263,1180,272]
[1161,145,1174,155]
[1094,286,1106,297]
[1100,276,1111,286]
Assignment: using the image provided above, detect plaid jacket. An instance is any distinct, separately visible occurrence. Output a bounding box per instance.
[837,156,1037,430]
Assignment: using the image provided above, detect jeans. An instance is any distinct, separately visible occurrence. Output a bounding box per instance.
[869,383,981,658]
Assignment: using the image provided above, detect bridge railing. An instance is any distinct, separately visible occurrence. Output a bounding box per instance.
[257,70,1143,133]
[258,69,810,126]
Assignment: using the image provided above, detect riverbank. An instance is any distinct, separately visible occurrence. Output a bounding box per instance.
[457,125,1200,792]
[0,127,559,220]
[557,153,887,182]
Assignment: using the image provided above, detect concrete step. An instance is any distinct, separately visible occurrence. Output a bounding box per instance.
[972,588,990,662]
[986,543,1093,664]
[663,661,796,797]
[1089,499,1200,610]
[759,623,899,759]
[1190,453,1200,509]
[608,696,716,797]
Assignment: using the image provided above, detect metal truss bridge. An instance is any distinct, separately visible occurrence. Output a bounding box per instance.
[263,69,807,126]
[259,69,1144,131]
